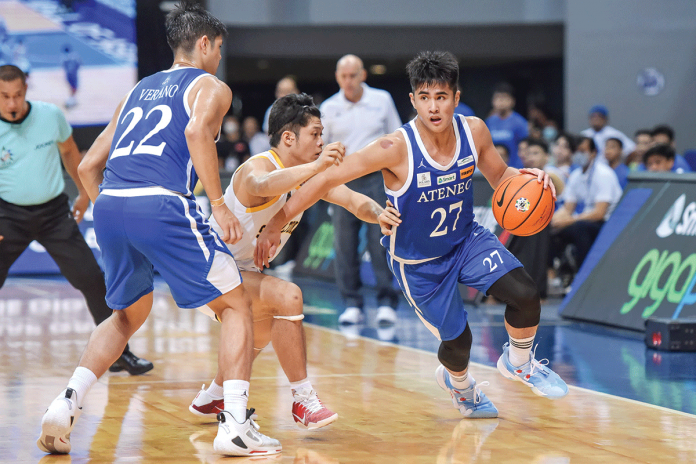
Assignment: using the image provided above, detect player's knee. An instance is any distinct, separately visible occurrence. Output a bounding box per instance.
[505,279,541,328]
[437,324,472,372]
[275,282,303,319]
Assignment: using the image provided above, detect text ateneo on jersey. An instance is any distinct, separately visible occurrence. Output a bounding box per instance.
[139,85,180,101]
[417,178,472,203]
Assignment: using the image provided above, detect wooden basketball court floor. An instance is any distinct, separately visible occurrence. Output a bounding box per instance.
[2,276,696,463]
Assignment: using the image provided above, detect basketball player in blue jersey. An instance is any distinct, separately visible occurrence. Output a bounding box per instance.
[191,92,395,430]
[38,1,281,457]
[256,51,568,418]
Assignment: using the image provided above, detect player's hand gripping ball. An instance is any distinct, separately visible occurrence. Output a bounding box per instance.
[492,173,555,236]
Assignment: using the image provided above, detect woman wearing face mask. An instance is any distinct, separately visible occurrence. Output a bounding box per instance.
[217,115,250,172]
[549,136,623,287]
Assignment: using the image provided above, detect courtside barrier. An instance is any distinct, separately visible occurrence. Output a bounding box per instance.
[560,172,696,331]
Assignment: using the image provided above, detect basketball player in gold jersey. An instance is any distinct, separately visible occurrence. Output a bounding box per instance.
[191,92,394,429]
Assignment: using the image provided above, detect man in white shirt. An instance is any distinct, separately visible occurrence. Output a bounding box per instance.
[581,105,635,162]
[550,137,622,280]
[320,54,402,326]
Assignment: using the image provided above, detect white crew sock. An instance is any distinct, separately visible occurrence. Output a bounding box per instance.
[206,379,224,399]
[66,366,98,408]
[508,335,535,367]
[223,380,250,424]
[289,378,313,397]
[449,370,474,389]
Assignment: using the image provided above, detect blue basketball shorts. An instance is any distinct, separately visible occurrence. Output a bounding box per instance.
[388,222,522,341]
[93,188,242,310]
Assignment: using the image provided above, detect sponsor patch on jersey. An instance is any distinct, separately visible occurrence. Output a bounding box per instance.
[417,172,431,188]
[437,173,456,185]
[457,155,474,166]
[460,166,474,179]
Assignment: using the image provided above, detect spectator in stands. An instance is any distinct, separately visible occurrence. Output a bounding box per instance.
[454,95,475,116]
[626,128,652,167]
[486,82,528,168]
[550,137,622,282]
[580,105,635,161]
[494,143,509,165]
[524,138,565,193]
[552,132,577,183]
[242,116,270,156]
[216,115,249,171]
[604,137,629,189]
[644,144,682,173]
[262,75,299,135]
[517,137,530,168]
[650,125,691,172]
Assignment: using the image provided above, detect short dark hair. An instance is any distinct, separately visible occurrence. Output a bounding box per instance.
[268,93,321,147]
[406,51,459,94]
[0,65,26,85]
[644,143,675,164]
[651,124,675,142]
[556,132,578,152]
[165,1,227,54]
[635,128,651,138]
[606,137,623,149]
[527,138,548,154]
[493,82,514,97]
[579,136,597,153]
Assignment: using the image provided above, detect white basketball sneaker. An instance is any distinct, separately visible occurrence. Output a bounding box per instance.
[213,409,282,456]
[37,388,82,454]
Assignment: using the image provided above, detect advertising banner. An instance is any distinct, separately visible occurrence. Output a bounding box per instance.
[560,173,696,331]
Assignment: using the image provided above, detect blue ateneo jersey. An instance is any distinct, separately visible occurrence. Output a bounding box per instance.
[101,67,210,196]
[381,115,478,263]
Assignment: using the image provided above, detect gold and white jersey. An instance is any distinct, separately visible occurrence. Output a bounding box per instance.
[209,150,303,271]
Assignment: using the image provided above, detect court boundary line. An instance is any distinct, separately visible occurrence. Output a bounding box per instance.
[305,322,696,419]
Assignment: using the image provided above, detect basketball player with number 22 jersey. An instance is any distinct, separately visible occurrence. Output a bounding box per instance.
[39,2,280,458]
[256,52,569,420]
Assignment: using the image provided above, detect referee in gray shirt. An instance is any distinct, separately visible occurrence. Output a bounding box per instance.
[320,55,402,326]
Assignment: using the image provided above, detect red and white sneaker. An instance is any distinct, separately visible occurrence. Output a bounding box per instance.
[189,384,224,418]
[291,389,338,430]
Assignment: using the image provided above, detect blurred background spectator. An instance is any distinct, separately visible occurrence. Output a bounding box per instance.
[242,116,270,156]
[262,76,300,135]
[216,115,250,172]
[486,82,528,168]
[581,105,635,162]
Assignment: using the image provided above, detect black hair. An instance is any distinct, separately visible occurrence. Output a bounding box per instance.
[0,64,26,85]
[268,93,321,147]
[635,128,651,138]
[578,136,597,153]
[494,143,509,156]
[527,138,548,154]
[165,0,227,54]
[556,132,578,152]
[606,137,623,149]
[643,143,675,164]
[493,82,514,97]
[651,124,675,142]
[406,51,459,94]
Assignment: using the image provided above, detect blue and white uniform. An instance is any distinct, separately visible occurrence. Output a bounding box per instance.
[95,67,240,310]
[382,115,522,340]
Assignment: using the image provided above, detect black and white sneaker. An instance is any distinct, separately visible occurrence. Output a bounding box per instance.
[37,388,82,454]
[213,409,281,456]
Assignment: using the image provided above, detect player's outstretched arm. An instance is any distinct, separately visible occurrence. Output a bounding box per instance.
[78,99,125,203]
[254,133,404,269]
[185,76,241,244]
[471,117,556,199]
[322,185,399,226]
[242,142,345,198]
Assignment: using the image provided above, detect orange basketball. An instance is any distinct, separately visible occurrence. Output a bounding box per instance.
[492,173,555,236]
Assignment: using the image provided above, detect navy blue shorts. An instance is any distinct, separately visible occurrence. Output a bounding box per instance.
[388,222,522,341]
[93,189,241,310]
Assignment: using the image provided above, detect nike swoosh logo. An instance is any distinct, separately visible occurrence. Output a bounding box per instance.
[293,412,307,424]
[496,181,511,208]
